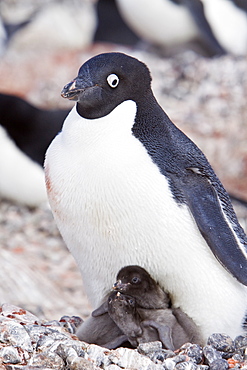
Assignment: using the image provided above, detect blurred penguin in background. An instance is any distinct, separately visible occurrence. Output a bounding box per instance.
[0,93,69,206]
[0,0,97,53]
[115,0,247,56]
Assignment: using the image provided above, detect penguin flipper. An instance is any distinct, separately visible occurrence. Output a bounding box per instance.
[182,0,226,55]
[182,172,247,285]
[143,320,174,350]
[102,334,129,349]
[92,301,108,317]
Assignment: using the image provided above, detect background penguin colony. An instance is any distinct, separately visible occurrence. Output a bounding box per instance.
[0,0,247,350]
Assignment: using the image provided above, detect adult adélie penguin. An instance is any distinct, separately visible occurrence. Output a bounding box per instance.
[45,52,247,342]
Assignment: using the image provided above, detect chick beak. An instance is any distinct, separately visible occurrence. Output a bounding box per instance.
[113,280,129,291]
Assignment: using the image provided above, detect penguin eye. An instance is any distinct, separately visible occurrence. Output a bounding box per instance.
[129,298,135,306]
[131,276,140,284]
[107,74,119,88]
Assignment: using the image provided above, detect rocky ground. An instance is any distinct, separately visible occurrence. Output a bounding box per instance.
[0,303,247,370]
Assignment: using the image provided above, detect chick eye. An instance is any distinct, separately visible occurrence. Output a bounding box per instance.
[131,277,140,284]
[107,74,119,88]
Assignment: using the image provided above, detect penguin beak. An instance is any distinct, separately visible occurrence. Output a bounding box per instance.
[61,76,95,101]
[61,79,81,101]
[113,280,129,291]
[61,75,101,103]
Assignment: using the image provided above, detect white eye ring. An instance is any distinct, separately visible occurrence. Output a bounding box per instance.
[107,74,119,88]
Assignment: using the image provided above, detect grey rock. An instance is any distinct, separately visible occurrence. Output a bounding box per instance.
[53,339,87,361]
[207,333,235,352]
[24,324,48,343]
[29,349,65,369]
[70,340,87,357]
[67,356,95,370]
[0,320,33,352]
[86,344,111,367]
[138,341,163,356]
[105,365,122,370]
[179,343,203,364]
[0,346,21,364]
[235,335,247,351]
[35,328,72,351]
[0,304,41,325]
[150,349,174,363]
[42,320,62,327]
[70,341,87,357]
[232,353,243,362]
[209,359,229,370]
[163,358,176,370]
[6,368,55,370]
[203,345,222,364]
[36,332,58,350]
[55,342,79,361]
[59,315,83,334]
[109,346,163,369]
[172,355,189,364]
[163,356,189,370]
[5,366,28,370]
[175,361,198,370]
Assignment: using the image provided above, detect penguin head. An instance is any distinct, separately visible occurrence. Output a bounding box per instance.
[61,52,152,119]
[108,291,136,313]
[113,265,156,295]
[113,265,171,309]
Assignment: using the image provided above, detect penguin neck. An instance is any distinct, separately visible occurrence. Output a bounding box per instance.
[132,90,175,145]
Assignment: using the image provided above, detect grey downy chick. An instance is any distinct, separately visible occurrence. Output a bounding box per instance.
[112,265,202,349]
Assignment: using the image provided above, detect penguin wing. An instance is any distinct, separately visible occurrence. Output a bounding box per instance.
[92,301,108,316]
[181,0,226,55]
[180,170,247,285]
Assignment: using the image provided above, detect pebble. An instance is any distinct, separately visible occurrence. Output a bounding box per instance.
[109,346,163,369]
[59,315,83,334]
[1,304,247,369]
[209,359,229,370]
[175,361,198,370]
[0,346,21,364]
[138,340,163,356]
[235,335,247,352]
[0,320,33,352]
[207,333,235,353]
[29,350,64,369]
[179,343,203,364]
[0,304,41,325]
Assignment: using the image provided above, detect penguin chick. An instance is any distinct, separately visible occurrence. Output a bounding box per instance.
[107,291,174,350]
[111,266,202,349]
[88,266,202,350]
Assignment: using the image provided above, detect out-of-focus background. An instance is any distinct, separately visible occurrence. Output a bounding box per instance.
[0,0,247,321]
